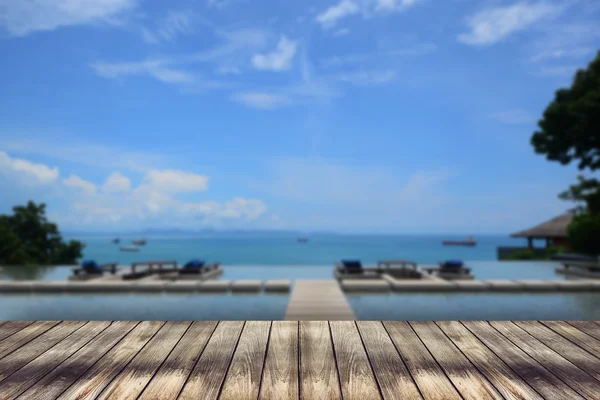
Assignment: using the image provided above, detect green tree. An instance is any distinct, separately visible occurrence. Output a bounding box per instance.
[567,213,600,256]
[0,201,84,265]
[531,50,600,213]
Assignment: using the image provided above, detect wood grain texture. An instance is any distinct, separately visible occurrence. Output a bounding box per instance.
[178,321,245,400]
[0,321,85,382]
[463,321,585,400]
[490,321,600,400]
[0,321,110,400]
[97,321,190,400]
[437,321,543,400]
[299,321,342,400]
[0,321,60,360]
[383,321,461,400]
[329,321,381,400]
[56,321,165,400]
[356,321,422,400]
[568,321,600,342]
[259,321,299,400]
[411,321,502,400]
[137,321,218,400]
[16,321,139,400]
[286,281,355,320]
[513,321,600,383]
[0,322,34,343]
[542,321,600,358]
[220,321,272,400]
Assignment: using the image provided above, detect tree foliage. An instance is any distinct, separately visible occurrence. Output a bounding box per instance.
[0,201,84,265]
[531,50,600,171]
[531,50,600,253]
[567,213,600,256]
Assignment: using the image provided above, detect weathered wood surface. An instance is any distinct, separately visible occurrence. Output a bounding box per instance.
[0,320,599,399]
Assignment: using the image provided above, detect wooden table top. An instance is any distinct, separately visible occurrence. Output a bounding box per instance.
[0,320,599,399]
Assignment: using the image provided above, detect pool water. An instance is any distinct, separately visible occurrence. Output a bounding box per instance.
[0,293,289,320]
[0,261,565,281]
[346,293,600,320]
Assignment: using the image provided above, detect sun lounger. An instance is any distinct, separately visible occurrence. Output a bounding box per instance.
[178,260,221,275]
[71,261,118,279]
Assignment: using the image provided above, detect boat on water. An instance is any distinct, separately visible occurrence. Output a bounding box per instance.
[132,239,147,246]
[297,237,309,243]
[111,238,120,244]
[120,246,140,252]
[442,236,476,246]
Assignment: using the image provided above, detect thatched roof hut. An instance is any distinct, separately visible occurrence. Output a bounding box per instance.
[510,213,573,239]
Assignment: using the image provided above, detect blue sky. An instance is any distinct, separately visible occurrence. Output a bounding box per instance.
[0,0,599,233]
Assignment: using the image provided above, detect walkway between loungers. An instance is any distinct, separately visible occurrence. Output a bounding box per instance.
[0,320,600,399]
[285,280,355,320]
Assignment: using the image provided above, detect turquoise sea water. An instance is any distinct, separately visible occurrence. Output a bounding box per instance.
[72,233,529,265]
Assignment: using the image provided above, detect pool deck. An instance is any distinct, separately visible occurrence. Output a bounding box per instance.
[0,320,599,399]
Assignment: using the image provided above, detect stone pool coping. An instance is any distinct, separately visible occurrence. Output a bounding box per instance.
[0,279,291,294]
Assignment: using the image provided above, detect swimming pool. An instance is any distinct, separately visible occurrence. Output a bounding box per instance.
[0,261,565,281]
[346,292,600,320]
[0,293,289,320]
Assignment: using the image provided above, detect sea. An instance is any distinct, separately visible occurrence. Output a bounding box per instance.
[72,233,530,266]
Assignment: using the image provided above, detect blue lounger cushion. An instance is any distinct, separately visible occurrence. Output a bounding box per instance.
[341,260,363,273]
[184,259,205,269]
[442,260,464,268]
[81,260,100,272]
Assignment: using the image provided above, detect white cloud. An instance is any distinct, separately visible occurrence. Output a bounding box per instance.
[63,175,97,194]
[320,42,437,68]
[335,69,396,86]
[232,92,289,110]
[0,137,165,172]
[91,59,194,84]
[316,0,360,29]
[333,28,350,37]
[315,0,423,29]
[103,172,131,192]
[489,109,536,124]
[179,198,268,220]
[252,36,298,71]
[458,2,564,45]
[144,169,209,193]
[158,10,193,41]
[0,151,59,184]
[538,65,580,77]
[528,47,594,63]
[0,0,136,36]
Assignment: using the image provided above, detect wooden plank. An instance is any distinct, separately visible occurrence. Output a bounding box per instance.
[178,321,245,400]
[56,321,165,400]
[463,321,585,400]
[286,280,355,320]
[491,321,600,400]
[513,321,600,383]
[383,321,461,400]
[329,321,381,400]
[138,321,218,400]
[542,321,600,358]
[0,321,60,360]
[96,321,191,400]
[258,321,299,400]
[0,322,34,343]
[15,321,139,400]
[410,321,502,400]
[0,321,110,400]
[0,321,85,382]
[437,321,543,400]
[568,321,600,342]
[220,321,272,400]
[356,321,422,400]
[299,321,342,400]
